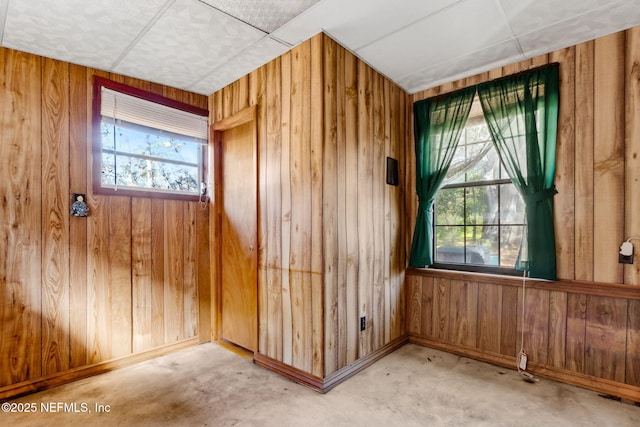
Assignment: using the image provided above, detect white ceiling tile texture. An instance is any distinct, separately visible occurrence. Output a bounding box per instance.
[114,0,265,90]
[355,0,516,81]
[2,0,168,70]
[1,0,640,95]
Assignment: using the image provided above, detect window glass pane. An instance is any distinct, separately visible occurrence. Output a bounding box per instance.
[466,225,497,265]
[500,184,525,224]
[101,121,200,165]
[465,140,499,182]
[500,225,524,266]
[433,94,525,272]
[465,185,498,225]
[435,225,465,263]
[102,155,199,193]
[435,188,464,225]
[101,152,116,186]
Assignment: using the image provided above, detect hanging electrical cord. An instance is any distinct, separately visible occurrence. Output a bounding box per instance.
[517,268,538,383]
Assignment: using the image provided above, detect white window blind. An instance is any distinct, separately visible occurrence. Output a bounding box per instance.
[101,87,208,143]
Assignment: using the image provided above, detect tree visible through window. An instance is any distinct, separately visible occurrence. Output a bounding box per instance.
[93,77,208,199]
[433,95,525,270]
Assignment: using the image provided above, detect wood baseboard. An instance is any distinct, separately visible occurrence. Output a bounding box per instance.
[409,335,640,403]
[254,335,409,393]
[0,338,200,401]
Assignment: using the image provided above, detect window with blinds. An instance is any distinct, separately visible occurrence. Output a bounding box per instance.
[92,77,209,199]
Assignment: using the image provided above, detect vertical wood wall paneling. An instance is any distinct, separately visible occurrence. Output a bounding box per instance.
[551,48,575,280]
[518,287,549,364]
[310,35,324,378]
[548,290,567,369]
[406,25,640,398]
[0,51,208,393]
[132,197,152,352]
[585,296,628,382]
[206,34,407,378]
[87,69,111,365]
[109,195,132,358]
[449,280,478,348]
[372,70,386,350]
[250,66,268,354]
[280,51,294,366]
[150,199,166,347]
[383,79,392,345]
[419,276,434,337]
[41,57,71,375]
[625,26,640,284]
[405,275,420,335]
[574,41,595,282]
[68,63,88,368]
[196,200,211,343]
[323,36,339,375]
[344,49,360,366]
[164,200,184,343]
[335,43,349,369]
[357,60,374,357]
[476,282,502,353]
[289,41,313,372]
[183,201,198,339]
[209,92,221,342]
[0,49,43,385]
[593,32,625,284]
[627,300,640,385]
[432,277,450,340]
[265,58,284,360]
[566,293,587,373]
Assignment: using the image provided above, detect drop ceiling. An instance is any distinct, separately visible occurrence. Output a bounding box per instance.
[1,0,639,96]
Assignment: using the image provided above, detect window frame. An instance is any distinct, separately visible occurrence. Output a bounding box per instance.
[92,76,209,201]
[430,96,525,276]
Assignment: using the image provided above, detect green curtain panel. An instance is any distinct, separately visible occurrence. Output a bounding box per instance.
[409,87,475,267]
[477,64,560,280]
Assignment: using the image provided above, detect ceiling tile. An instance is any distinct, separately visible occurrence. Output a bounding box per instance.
[499,0,617,36]
[306,0,460,50]
[517,0,640,57]
[2,0,168,70]
[188,36,290,94]
[356,0,514,80]
[398,39,523,93]
[200,0,320,33]
[114,0,264,91]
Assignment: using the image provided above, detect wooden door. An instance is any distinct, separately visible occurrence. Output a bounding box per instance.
[219,117,257,353]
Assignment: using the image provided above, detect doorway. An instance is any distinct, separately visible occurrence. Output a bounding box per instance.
[212,106,257,353]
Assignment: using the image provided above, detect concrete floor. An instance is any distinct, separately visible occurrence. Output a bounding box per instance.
[3,343,639,426]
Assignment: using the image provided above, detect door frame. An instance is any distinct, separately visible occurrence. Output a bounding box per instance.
[209,105,258,352]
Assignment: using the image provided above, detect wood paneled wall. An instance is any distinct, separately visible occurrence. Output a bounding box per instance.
[406,25,640,400]
[406,270,640,401]
[0,47,210,396]
[209,33,408,378]
[410,26,640,286]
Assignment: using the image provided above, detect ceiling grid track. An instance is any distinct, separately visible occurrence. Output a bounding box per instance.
[109,0,177,70]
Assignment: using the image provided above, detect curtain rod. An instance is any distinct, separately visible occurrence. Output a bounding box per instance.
[416,62,560,106]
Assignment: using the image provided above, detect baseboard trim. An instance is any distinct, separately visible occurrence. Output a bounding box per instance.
[0,338,200,401]
[255,335,409,393]
[409,335,640,403]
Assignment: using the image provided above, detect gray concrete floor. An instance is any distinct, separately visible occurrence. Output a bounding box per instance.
[3,342,639,426]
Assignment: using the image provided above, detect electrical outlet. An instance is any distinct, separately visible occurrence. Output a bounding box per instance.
[360,316,366,331]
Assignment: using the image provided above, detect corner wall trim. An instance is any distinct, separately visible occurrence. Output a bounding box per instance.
[255,335,409,393]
